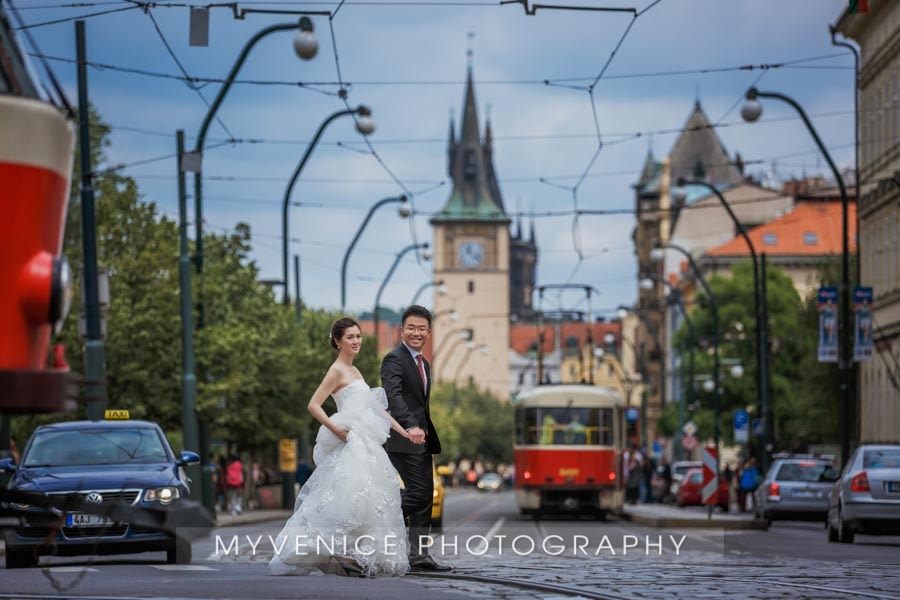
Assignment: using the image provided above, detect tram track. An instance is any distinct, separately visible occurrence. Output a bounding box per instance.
[409,570,631,600]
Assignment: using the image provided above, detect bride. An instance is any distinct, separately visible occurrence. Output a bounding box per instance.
[269,317,417,577]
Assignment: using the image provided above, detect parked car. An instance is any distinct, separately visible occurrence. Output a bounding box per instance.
[827,444,900,544]
[754,458,837,523]
[1,414,199,568]
[477,473,504,492]
[676,468,728,509]
[669,461,702,499]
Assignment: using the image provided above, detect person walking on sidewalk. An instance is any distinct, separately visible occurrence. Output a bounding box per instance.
[225,455,245,516]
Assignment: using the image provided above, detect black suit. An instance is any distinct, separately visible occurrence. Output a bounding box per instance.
[381,343,441,559]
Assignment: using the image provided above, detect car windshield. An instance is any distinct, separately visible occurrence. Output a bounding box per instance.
[24,428,170,467]
[774,462,832,482]
[863,448,900,469]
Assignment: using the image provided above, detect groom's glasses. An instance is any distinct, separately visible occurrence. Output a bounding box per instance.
[404,325,430,334]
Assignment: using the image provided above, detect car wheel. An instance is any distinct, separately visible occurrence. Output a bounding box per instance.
[5,547,38,569]
[827,518,839,542]
[431,514,443,532]
[837,508,855,544]
[594,510,607,522]
[167,538,192,564]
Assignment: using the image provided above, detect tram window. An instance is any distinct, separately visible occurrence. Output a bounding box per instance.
[518,407,614,446]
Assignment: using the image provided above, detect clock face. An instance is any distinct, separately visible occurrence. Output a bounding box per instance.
[458,241,485,268]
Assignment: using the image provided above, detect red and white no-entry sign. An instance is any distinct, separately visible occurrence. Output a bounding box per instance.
[701,446,718,505]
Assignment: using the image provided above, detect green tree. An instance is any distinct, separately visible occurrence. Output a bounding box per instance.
[429,383,513,465]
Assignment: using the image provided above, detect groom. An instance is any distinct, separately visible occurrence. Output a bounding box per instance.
[381,305,452,572]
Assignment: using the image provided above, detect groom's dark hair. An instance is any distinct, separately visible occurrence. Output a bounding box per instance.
[402,305,432,327]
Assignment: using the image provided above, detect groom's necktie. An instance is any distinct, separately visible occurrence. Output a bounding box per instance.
[415,354,427,395]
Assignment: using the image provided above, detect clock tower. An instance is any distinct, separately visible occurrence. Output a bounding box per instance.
[431,67,510,400]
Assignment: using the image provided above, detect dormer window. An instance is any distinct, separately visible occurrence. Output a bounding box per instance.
[803,232,818,245]
[763,233,777,246]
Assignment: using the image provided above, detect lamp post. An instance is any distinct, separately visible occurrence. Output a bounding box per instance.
[741,86,852,467]
[453,343,489,405]
[283,104,375,306]
[340,195,408,311]
[651,243,721,473]
[676,177,769,473]
[433,327,472,362]
[373,243,429,352]
[177,17,320,512]
[411,279,447,307]
[640,275,697,460]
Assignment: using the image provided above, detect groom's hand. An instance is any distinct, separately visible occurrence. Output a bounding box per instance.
[406,427,426,444]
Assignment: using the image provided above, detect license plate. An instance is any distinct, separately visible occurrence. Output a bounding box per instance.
[888,482,900,493]
[66,513,115,527]
[793,490,817,498]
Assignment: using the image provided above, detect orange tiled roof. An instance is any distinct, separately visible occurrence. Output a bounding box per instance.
[706,201,857,257]
[510,322,621,355]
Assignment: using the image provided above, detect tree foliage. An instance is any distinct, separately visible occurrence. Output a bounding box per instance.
[429,383,513,465]
[666,259,843,453]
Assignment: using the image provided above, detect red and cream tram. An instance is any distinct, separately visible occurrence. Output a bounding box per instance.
[514,385,626,518]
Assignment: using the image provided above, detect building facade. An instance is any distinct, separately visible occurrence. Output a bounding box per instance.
[838,1,900,443]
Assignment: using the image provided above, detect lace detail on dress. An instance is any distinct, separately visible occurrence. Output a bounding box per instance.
[269,381,408,577]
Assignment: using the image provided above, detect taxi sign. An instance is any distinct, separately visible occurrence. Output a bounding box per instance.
[682,421,697,436]
[104,409,130,420]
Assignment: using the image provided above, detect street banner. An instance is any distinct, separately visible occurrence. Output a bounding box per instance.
[817,286,838,363]
[733,409,749,444]
[701,446,718,505]
[853,286,874,362]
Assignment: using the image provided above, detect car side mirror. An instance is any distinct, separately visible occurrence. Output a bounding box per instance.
[0,457,16,472]
[821,466,840,482]
[177,451,200,467]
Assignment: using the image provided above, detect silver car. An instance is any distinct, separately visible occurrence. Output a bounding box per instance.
[827,445,900,544]
[754,458,837,523]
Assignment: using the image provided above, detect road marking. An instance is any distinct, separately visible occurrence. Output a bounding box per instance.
[46,566,99,573]
[150,565,217,571]
[472,517,506,554]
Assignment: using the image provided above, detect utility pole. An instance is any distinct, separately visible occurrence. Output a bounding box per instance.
[76,21,107,420]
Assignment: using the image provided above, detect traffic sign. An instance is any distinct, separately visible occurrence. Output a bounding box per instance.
[625,407,640,422]
[682,434,697,451]
[701,446,718,505]
[752,418,765,437]
[682,421,697,436]
[733,409,749,444]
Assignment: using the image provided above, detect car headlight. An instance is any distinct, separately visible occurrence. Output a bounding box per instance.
[144,487,180,505]
[433,489,439,498]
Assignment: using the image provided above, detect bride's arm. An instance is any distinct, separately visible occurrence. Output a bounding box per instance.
[308,367,349,442]
[384,411,417,441]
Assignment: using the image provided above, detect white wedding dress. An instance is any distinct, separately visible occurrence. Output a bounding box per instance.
[269,380,409,577]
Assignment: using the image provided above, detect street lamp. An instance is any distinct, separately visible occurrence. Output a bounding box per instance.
[453,343,489,405]
[177,17,321,511]
[373,243,429,352]
[651,242,721,477]
[432,326,472,362]
[340,195,408,311]
[639,274,697,460]
[283,105,375,306]
[410,279,446,307]
[741,86,853,467]
[674,177,770,473]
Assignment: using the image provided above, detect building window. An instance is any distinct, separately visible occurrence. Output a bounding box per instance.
[803,232,818,246]
[762,233,777,246]
[468,280,475,294]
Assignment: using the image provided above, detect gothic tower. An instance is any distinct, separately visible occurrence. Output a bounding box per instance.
[431,67,511,400]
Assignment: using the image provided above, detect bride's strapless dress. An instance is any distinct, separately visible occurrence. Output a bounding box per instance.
[268,380,409,577]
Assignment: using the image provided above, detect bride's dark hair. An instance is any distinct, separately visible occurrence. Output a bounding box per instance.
[330,317,361,350]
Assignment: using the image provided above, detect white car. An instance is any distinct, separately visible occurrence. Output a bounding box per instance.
[827,445,900,543]
[669,461,701,499]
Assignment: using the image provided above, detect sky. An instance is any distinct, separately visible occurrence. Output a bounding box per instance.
[14,0,854,318]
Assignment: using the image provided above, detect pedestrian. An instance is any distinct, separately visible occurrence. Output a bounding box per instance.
[225,454,244,516]
[739,457,761,513]
[295,456,312,489]
[381,305,452,572]
[269,316,417,577]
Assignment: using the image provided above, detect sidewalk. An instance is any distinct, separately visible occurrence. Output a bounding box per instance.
[620,503,769,530]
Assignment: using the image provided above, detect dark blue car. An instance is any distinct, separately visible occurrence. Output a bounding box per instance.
[1,417,200,568]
